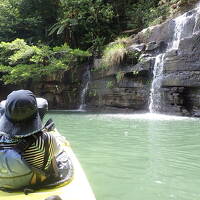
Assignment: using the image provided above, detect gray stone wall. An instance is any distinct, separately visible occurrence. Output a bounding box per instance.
[87,7,200,116]
[86,59,153,112]
[0,67,85,110]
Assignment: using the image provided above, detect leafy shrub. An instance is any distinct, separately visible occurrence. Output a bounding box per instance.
[102,43,127,67]
[106,81,114,89]
[0,38,91,84]
[49,0,115,53]
[116,71,125,83]
[100,37,133,68]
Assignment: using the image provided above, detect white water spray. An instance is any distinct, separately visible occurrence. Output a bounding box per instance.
[149,54,165,112]
[78,67,90,111]
[149,11,192,113]
[79,82,89,110]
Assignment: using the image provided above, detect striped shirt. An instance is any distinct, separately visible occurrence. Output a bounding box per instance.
[22,131,60,171]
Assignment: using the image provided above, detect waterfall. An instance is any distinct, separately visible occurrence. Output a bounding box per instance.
[149,54,165,112]
[193,6,200,33]
[149,12,191,113]
[171,15,186,49]
[78,66,90,111]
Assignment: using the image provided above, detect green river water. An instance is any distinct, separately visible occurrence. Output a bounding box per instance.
[47,111,200,200]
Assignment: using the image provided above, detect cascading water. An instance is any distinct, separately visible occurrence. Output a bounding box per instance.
[149,11,193,113]
[149,54,165,112]
[193,5,200,33]
[78,66,90,111]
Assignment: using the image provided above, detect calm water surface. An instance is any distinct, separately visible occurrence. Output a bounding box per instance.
[47,112,200,200]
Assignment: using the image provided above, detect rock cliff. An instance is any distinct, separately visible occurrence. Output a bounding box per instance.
[87,6,200,116]
[0,66,86,110]
[2,4,200,116]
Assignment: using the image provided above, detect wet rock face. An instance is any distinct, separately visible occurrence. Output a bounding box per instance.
[88,6,200,116]
[1,68,85,110]
[87,59,153,112]
[154,7,200,116]
[159,11,200,116]
[31,68,84,109]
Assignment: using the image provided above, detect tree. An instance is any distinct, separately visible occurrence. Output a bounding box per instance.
[0,0,60,44]
[49,0,116,55]
[18,0,60,44]
[0,39,91,84]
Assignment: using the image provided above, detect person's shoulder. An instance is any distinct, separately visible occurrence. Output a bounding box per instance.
[42,131,58,143]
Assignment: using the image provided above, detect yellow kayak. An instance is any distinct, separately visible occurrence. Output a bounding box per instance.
[0,131,96,200]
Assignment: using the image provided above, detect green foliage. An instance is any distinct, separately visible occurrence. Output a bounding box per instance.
[125,50,141,66]
[167,0,200,15]
[116,71,125,83]
[0,39,38,65]
[126,0,167,31]
[0,0,21,41]
[0,0,197,61]
[132,70,139,75]
[100,37,132,68]
[1,0,197,91]
[102,43,127,68]
[49,0,116,53]
[0,39,91,84]
[126,0,200,30]
[106,81,114,89]
[89,89,97,97]
[0,0,59,43]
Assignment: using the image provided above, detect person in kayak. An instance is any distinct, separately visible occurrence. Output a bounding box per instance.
[0,96,48,120]
[0,90,72,191]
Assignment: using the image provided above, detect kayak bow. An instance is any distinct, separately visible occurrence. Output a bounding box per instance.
[0,130,96,200]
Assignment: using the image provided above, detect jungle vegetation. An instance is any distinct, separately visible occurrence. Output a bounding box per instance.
[0,0,197,84]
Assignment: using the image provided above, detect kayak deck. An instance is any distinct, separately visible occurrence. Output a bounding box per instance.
[0,144,96,200]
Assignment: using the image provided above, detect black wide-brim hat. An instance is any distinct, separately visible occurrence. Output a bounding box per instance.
[0,90,43,138]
